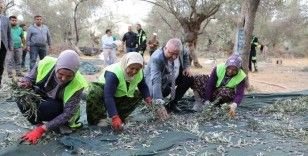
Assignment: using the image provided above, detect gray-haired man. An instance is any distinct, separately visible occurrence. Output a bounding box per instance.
[144,38,194,113]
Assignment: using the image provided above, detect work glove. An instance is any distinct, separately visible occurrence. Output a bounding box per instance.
[228,103,237,118]
[21,126,46,144]
[111,115,123,132]
[144,97,152,106]
[18,79,32,89]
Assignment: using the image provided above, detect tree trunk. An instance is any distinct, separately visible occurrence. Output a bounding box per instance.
[186,41,203,68]
[73,4,79,45]
[234,0,260,88]
[237,0,260,74]
[68,39,82,55]
[73,0,86,45]
[184,29,203,68]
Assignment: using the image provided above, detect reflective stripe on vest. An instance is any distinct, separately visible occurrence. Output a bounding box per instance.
[99,63,143,97]
[215,63,246,88]
[36,56,88,128]
[138,30,146,45]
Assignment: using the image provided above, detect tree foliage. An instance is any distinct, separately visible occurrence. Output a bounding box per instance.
[17,0,104,46]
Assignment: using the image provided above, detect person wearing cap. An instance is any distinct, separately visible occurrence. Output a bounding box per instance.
[192,54,246,117]
[147,33,159,56]
[17,50,88,144]
[86,52,168,132]
[136,23,147,56]
[249,36,263,72]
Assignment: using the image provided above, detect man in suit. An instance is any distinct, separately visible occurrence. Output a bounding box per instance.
[0,1,13,87]
[144,38,193,113]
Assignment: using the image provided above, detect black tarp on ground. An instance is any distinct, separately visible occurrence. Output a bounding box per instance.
[0,90,307,156]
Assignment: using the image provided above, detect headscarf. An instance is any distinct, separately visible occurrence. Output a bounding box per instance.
[55,50,80,74]
[44,50,80,99]
[225,54,242,70]
[120,52,143,82]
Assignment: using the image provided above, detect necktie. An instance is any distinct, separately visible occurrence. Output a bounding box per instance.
[170,61,176,100]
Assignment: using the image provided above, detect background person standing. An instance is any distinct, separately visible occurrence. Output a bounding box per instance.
[101,29,117,65]
[20,23,28,71]
[26,15,51,70]
[147,33,159,56]
[6,16,24,78]
[122,25,137,52]
[136,23,147,56]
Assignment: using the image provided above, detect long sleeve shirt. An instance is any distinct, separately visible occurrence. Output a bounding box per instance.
[23,65,82,130]
[101,35,114,49]
[205,67,245,105]
[103,71,150,117]
[26,24,51,47]
[122,32,137,48]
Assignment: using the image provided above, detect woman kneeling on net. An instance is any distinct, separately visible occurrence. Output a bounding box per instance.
[17,50,87,144]
[192,54,247,117]
[86,52,168,132]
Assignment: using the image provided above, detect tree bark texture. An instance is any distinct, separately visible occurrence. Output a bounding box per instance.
[235,0,260,87]
[237,0,260,73]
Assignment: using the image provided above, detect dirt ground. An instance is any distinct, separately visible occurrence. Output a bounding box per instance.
[83,54,308,94]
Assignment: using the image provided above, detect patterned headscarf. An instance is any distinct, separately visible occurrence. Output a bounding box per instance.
[225,54,242,70]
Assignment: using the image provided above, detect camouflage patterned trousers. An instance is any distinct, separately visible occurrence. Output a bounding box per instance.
[192,74,235,105]
[86,82,142,125]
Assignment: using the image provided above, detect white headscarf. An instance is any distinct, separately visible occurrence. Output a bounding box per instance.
[120,52,143,82]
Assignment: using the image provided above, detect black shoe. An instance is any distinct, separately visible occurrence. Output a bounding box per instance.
[170,104,182,113]
[166,101,182,113]
[16,73,24,77]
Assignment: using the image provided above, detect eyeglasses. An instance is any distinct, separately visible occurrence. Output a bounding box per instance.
[167,49,179,57]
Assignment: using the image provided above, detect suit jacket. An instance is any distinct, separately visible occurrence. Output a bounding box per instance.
[144,46,190,99]
[0,15,13,51]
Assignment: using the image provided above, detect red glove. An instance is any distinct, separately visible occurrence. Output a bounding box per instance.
[21,126,46,144]
[145,97,152,106]
[18,79,32,88]
[111,115,123,132]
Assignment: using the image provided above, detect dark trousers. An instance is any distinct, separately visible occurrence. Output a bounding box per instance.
[126,47,137,52]
[164,74,194,104]
[0,42,7,83]
[30,45,47,70]
[249,50,257,71]
[21,49,27,68]
[17,97,63,125]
